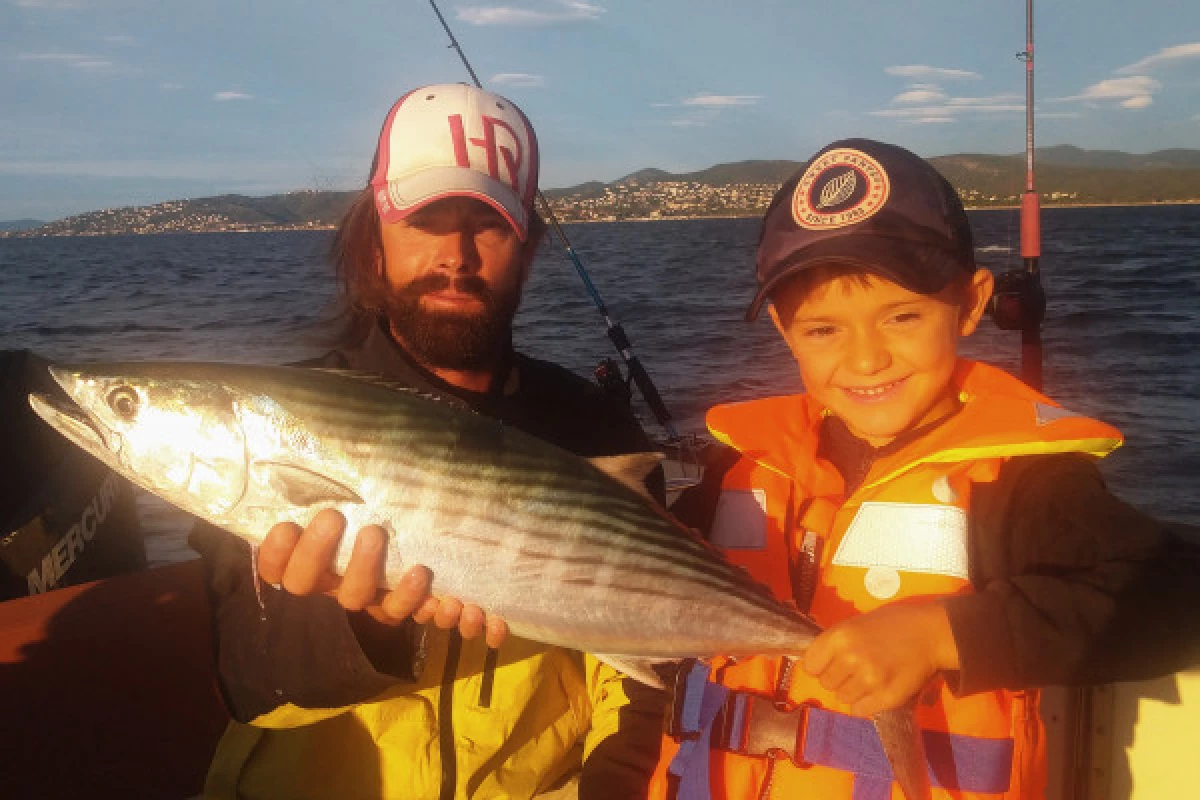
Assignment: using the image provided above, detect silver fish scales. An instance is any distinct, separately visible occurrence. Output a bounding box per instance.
[29,361,818,657]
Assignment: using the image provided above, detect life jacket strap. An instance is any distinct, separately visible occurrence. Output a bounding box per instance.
[666,662,1015,800]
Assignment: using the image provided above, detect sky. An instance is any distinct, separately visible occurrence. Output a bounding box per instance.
[2,0,1198,221]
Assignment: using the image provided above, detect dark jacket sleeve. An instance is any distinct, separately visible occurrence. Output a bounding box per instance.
[189,521,419,722]
[579,678,668,800]
[944,453,1200,696]
[668,444,740,535]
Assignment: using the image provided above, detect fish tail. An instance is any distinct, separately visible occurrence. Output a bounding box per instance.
[874,703,932,800]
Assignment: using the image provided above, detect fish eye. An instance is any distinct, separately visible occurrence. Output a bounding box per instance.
[106,387,140,420]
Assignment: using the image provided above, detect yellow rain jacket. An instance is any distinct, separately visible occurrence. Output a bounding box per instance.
[204,626,635,799]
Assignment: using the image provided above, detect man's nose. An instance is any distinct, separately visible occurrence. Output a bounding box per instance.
[434,231,481,272]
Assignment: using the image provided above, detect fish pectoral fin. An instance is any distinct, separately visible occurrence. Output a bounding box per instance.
[252,461,365,506]
[874,703,932,800]
[591,653,680,690]
[588,453,665,500]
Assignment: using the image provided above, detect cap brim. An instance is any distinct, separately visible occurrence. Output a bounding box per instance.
[373,166,531,240]
[745,234,968,321]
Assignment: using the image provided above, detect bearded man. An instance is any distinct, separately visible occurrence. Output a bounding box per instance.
[192,84,664,800]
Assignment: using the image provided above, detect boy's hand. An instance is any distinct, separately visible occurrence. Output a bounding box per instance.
[257,508,509,648]
[803,601,959,717]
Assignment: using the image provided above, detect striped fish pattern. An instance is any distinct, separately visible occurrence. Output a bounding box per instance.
[29,361,820,658]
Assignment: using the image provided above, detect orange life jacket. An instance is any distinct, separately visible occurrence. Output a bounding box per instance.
[650,360,1122,800]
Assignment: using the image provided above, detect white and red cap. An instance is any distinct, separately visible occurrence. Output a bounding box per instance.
[369,83,540,240]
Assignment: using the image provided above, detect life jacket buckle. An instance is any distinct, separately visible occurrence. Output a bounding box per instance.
[714,692,813,767]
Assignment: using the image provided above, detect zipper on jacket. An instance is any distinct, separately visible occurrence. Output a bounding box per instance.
[478,646,499,708]
[787,494,822,614]
[438,631,462,800]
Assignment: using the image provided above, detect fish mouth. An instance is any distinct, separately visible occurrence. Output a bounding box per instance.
[28,389,118,461]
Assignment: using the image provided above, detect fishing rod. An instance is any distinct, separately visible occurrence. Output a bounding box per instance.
[1017,0,1046,390]
[993,0,1046,390]
[428,0,681,441]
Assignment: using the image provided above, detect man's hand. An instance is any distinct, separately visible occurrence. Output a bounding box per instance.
[802,601,959,717]
[256,508,509,648]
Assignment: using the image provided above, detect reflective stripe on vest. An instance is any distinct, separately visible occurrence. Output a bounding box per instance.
[668,662,1014,800]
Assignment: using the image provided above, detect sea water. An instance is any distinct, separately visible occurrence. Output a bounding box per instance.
[2,205,1197,562]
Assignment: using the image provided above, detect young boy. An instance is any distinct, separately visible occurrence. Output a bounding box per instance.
[650,139,1200,800]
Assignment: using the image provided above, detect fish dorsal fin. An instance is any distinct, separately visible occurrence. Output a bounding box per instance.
[310,368,456,407]
[588,452,665,500]
[253,460,365,507]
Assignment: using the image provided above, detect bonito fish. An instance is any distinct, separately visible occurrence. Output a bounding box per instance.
[30,361,932,800]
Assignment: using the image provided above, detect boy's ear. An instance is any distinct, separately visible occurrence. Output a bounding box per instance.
[958,268,995,336]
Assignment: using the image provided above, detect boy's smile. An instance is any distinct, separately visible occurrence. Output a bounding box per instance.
[770,269,993,447]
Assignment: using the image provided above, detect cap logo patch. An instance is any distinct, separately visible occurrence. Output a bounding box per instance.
[792,147,890,231]
[818,171,857,209]
[448,113,525,193]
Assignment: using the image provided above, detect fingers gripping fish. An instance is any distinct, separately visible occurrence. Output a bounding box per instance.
[29,361,931,800]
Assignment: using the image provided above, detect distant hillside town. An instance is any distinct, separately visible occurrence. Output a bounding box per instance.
[3,146,1199,238]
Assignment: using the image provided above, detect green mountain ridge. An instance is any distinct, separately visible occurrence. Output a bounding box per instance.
[546,147,1200,196]
[6,147,1198,237]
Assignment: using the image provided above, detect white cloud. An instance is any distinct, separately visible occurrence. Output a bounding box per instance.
[1055,43,1200,113]
[884,65,981,81]
[871,102,1023,120]
[656,93,761,126]
[1057,75,1161,110]
[491,72,545,88]
[104,35,136,46]
[214,91,253,101]
[18,52,87,61]
[1116,42,1200,75]
[875,68,1004,124]
[161,82,183,90]
[893,88,948,105]
[682,94,761,107]
[457,1,604,26]
[17,52,113,70]
[12,0,82,7]
[873,86,1023,124]
[947,94,1022,107]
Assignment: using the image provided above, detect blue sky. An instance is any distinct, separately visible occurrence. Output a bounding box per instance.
[2,0,1198,221]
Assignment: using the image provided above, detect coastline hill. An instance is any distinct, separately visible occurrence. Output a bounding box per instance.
[0,219,45,233]
[5,147,1198,237]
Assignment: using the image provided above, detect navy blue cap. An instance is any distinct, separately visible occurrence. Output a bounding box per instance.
[747,138,975,321]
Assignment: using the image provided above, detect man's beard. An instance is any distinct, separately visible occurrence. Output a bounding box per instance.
[383,272,519,371]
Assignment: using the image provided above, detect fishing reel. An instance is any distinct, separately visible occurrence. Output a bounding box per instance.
[594,357,633,405]
[988,268,1046,332]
